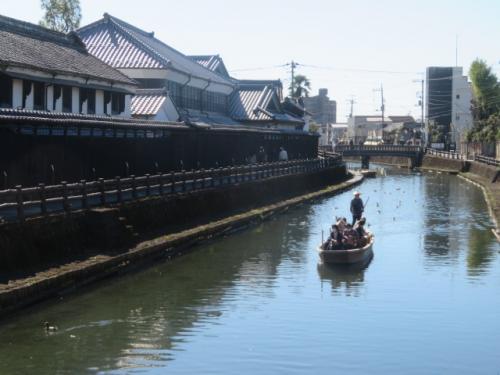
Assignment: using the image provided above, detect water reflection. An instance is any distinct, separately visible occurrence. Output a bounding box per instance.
[317,255,373,297]
[423,172,496,274]
[0,169,499,375]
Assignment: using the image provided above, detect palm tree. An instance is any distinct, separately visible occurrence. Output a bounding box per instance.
[290,74,311,98]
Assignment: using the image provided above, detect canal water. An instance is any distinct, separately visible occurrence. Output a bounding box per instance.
[0,168,499,374]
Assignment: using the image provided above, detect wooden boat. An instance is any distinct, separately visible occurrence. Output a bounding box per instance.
[317,234,374,264]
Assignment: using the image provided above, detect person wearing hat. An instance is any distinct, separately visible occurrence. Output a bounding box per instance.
[350,191,364,225]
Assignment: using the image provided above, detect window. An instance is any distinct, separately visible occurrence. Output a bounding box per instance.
[33,82,45,110]
[0,74,12,108]
[62,86,72,112]
[111,92,125,115]
[79,88,96,114]
[87,89,96,114]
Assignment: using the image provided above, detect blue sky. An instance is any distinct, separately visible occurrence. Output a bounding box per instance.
[1,0,499,121]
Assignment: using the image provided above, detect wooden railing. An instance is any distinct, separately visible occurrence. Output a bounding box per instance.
[0,157,343,223]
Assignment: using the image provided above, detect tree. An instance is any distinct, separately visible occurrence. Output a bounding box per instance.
[466,59,500,142]
[289,74,311,98]
[39,0,81,33]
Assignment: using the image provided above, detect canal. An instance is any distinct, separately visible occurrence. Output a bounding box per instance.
[0,168,499,374]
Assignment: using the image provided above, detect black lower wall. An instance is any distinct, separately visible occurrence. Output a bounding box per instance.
[0,126,318,187]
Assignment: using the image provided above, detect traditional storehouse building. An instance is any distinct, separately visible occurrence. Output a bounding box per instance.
[0,14,137,116]
[0,14,317,187]
[77,14,307,131]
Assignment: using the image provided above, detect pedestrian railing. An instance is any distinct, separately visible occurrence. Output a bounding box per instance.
[0,157,343,223]
[473,154,500,167]
[335,144,423,154]
[425,148,466,160]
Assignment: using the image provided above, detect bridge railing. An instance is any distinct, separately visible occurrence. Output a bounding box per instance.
[334,144,423,154]
[425,148,466,160]
[0,157,342,223]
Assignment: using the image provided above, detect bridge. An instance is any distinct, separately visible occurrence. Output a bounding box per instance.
[333,145,424,168]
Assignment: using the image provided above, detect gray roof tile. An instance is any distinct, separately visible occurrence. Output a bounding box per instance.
[0,14,136,86]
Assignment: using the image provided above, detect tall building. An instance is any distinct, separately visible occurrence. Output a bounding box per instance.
[425,66,473,150]
[302,88,337,125]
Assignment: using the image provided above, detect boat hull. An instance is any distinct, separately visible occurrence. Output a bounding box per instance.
[318,238,374,264]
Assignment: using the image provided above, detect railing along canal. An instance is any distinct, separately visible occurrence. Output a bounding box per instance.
[425,148,466,160]
[0,157,342,223]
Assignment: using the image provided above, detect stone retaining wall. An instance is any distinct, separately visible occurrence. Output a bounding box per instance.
[420,155,468,172]
[0,165,347,276]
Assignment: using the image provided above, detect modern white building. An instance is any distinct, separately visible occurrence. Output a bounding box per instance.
[426,66,473,150]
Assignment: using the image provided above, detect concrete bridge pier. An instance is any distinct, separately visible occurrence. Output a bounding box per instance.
[361,155,370,169]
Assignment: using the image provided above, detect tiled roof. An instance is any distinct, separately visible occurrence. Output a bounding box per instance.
[131,89,168,116]
[0,14,136,86]
[188,55,230,77]
[78,14,233,86]
[0,108,186,129]
[229,85,276,121]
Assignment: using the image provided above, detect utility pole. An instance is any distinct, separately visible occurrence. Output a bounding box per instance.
[348,96,356,118]
[287,61,299,98]
[380,84,385,127]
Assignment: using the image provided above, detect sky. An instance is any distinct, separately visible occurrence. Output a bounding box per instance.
[1,0,499,121]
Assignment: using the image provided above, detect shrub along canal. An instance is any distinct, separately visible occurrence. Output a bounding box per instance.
[0,167,498,374]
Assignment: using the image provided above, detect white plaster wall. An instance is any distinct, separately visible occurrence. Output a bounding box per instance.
[72,87,79,113]
[12,79,23,109]
[95,90,104,115]
[123,94,131,117]
[159,96,179,121]
[451,67,473,149]
[47,86,54,111]
[55,90,63,112]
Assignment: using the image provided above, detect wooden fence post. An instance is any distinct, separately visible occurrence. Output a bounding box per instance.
[99,178,106,205]
[80,180,88,209]
[159,173,164,195]
[145,174,151,196]
[62,181,69,213]
[131,175,137,199]
[16,185,24,222]
[116,176,122,203]
[38,183,47,215]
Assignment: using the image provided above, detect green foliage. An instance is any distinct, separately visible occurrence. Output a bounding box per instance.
[308,121,320,134]
[466,113,500,142]
[428,121,445,143]
[466,59,500,142]
[289,74,311,98]
[39,0,81,33]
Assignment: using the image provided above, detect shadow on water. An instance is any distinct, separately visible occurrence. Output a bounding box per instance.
[0,205,315,374]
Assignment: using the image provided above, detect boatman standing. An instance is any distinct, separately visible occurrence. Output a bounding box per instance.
[350,191,364,225]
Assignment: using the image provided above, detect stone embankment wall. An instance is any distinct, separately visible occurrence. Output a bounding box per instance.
[0,165,347,275]
[344,156,414,168]
[420,155,468,172]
